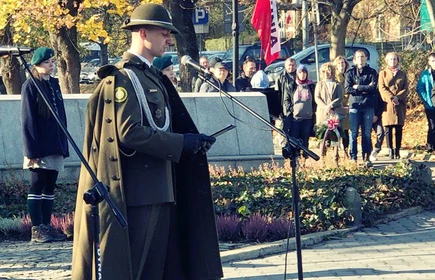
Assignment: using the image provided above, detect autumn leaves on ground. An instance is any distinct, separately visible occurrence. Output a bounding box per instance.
[402,104,427,150]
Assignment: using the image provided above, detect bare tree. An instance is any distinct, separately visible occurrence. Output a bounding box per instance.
[0,20,24,95]
[165,0,200,92]
[50,0,81,94]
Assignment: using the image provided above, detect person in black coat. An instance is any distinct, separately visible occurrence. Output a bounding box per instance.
[345,49,378,165]
[235,57,257,91]
[369,89,385,161]
[21,47,69,243]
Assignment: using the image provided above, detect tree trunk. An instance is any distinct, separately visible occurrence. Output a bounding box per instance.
[0,20,24,95]
[50,0,80,94]
[330,10,350,60]
[329,0,360,61]
[165,0,199,92]
[99,43,109,65]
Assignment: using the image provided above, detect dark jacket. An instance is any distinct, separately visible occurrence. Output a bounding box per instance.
[345,65,378,109]
[72,53,223,280]
[235,75,252,91]
[276,71,296,118]
[374,89,386,118]
[21,76,69,159]
[199,76,236,92]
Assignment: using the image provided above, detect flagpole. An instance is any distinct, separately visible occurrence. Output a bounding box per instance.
[232,0,239,85]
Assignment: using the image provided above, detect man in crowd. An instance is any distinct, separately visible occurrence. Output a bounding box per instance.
[199,60,236,93]
[235,57,257,91]
[72,3,223,280]
[345,49,378,166]
[192,55,209,91]
[274,58,297,147]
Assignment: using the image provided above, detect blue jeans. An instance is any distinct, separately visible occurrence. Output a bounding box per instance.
[349,107,374,160]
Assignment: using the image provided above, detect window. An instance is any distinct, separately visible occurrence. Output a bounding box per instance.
[300,48,329,64]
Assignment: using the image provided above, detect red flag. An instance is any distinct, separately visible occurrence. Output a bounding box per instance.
[251,0,281,65]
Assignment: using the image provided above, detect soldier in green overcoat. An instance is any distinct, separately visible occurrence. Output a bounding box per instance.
[72,3,223,280]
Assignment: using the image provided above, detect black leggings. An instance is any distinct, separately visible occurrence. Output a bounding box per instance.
[28,168,59,226]
[384,125,403,150]
[29,168,58,196]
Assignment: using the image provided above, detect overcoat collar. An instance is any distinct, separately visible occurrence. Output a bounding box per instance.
[121,52,166,92]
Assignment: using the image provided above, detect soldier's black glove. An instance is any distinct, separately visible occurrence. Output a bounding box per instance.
[183,133,216,157]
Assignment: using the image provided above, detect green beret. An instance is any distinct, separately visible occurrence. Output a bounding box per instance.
[153,55,173,70]
[122,3,180,34]
[31,47,55,65]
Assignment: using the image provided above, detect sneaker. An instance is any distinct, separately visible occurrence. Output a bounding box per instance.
[369,151,378,162]
[31,225,52,243]
[47,225,67,241]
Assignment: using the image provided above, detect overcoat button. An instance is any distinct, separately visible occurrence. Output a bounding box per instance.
[107,137,114,143]
[144,164,149,168]
[105,98,112,104]
[105,118,112,123]
[111,175,120,181]
[109,156,118,162]
[92,146,97,152]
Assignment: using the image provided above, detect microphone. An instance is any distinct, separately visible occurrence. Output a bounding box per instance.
[0,46,33,57]
[181,55,211,75]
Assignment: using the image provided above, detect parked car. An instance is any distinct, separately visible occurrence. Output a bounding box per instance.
[199,50,226,62]
[221,43,293,76]
[264,44,380,86]
[163,51,179,65]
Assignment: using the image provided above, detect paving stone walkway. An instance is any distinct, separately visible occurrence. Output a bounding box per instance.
[1,210,435,279]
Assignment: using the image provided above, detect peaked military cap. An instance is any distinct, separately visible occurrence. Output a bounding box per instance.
[122,3,180,34]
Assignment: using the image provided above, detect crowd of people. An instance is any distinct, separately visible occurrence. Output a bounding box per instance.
[276,50,412,166]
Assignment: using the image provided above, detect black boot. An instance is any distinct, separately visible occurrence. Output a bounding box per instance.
[395,148,400,159]
[389,149,394,160]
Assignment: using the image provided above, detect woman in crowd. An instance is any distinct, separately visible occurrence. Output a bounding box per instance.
[333,55,350,156]
[417,52,435,153]
[314,62,344,126]
[282,64,316,157]
[21,47,69,243]
[379,52,408,159]
[153,55,178,86]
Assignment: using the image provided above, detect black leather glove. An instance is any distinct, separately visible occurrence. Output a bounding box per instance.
[183,133,216,157]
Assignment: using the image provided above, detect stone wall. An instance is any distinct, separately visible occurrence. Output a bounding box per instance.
[0,92,280,183]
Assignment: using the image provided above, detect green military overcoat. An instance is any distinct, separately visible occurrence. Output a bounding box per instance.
[72,53,223,280]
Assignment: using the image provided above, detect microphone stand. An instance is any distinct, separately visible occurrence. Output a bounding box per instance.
[196,72,318,280]
[14,50,127,280]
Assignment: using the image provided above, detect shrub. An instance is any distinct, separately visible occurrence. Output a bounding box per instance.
[211,159,435,235]
[216,214,241,242]
[241,213,270,242]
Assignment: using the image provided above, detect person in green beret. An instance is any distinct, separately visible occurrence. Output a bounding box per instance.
[21,47,69,243]
[153,55,177,86]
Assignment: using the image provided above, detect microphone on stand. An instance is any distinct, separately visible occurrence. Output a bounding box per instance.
[0,46,33,57]
[181,55,211,76]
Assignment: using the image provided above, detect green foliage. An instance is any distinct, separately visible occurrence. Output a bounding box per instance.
[211,160,435,234]
[1,160,434,242]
